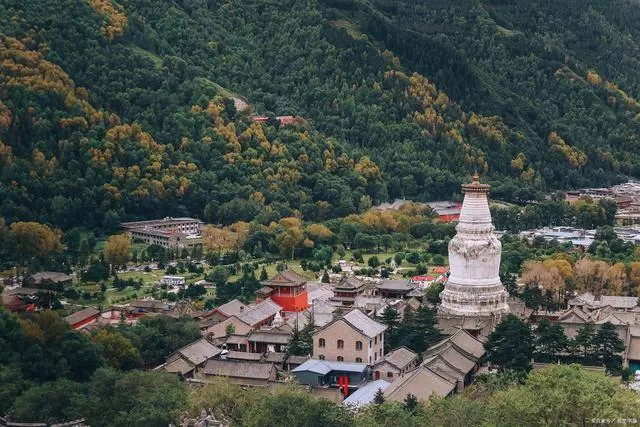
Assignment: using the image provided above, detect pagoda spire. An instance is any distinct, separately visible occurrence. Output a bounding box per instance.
[438,173,509,317]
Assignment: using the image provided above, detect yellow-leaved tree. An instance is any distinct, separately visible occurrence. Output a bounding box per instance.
[104,234,131,268]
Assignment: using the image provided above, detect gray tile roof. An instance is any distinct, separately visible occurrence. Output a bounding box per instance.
[203,359,275,380]
[343,309,387,338]
[238,299,282,326]
[569,292,638,310]
[335,276,366,291]
[286,355,310,365]
[264,352,286,363]
[379,347,418,370]
[384,366,455,401]
[376,280,414,291]
[177,338,222,366]
[247,330,291,345]
[226,351,263,361]
[225,334,250,345]
[424,344,476,374]
[29,271,73,284]
[64,307,100,326]
[427,328,485,360]
[216,299,247,317]
[163,358,194,375]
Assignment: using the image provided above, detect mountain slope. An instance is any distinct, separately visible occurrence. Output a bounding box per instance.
[2,0,640,228]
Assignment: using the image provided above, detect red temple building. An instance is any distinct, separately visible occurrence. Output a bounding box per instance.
[258,269,309,312]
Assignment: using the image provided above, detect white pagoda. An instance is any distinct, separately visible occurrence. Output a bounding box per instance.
[439,172,509,317]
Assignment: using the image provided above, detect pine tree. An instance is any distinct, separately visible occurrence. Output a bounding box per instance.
[378,306,400,352]
[485,314,534,372]
[321,270,330,283]
[259,266,268,281]
[373,388,385,405]
[594,322,625,373]
[403,393,419,414]
[534,318,567,362]
[573,323,596,360]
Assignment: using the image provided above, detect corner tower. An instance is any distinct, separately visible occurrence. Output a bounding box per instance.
[439,172,509,317]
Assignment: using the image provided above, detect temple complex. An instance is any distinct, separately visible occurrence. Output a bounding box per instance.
[438,172,509,318]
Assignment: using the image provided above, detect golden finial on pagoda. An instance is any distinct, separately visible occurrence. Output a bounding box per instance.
[472,170,480,185]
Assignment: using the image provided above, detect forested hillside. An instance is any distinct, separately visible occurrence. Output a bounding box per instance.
[1,0,640,230]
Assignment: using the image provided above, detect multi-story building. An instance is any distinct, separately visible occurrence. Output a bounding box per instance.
[120,217,203,249]
[331,276,368,306]
[312,309,387,365]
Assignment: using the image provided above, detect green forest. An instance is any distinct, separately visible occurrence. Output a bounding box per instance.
[2,0,640,231]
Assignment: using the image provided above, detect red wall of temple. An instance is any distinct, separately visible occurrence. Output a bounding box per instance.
[271,291,309,312]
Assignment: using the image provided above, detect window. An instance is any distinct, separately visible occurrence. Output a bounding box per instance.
[374,336,377,345]
[319,354,325,360]
[369,356,372,364]
[374,353,377,361]
[355,357,362,363]
[380,348,383,356]
[337,339,344,349]
[356,341,363,351]
[337,356,344,362]
[387,372,393,378]
[319,338,325,348]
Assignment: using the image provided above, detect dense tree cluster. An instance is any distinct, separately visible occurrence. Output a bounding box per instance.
[485,314,626,374]
[378,305,440,354]
[0,307,193,425]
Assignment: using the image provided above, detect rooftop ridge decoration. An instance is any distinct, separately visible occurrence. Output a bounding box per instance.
[438,173,509,317]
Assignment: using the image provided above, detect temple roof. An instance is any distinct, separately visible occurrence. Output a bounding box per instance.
[334,276,366,291]
[261,269,308,288]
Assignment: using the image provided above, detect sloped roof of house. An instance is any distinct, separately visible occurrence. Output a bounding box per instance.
[204,316,252,339]
[340,309,387,339]
[262,269,308,288]
[216,299,247,317]
[286,355,310,365]
[335,276,366,291]
[569,292,638,310]
[292,359,368,375]
[264,352,287,363]
[163,357,194,375]
[203,360,275,380]
[225,334,250,345]
[226,351,263,362]
[424,344,476,375]
[307,283,334,303]
[176,338,222,366]
[376,280,414,291]
[64,307,100,326]
[238,299,282,326]
[556,306,591,323]
[426,328,485,360]
[342,380,391,408]
[129,299,169,311]
[29,271,73,284]
[593,312,627,325]
[247,330,291,345]
[436,316,491,336]
[384,366,455,401]
[377,347,418,371]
